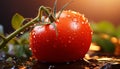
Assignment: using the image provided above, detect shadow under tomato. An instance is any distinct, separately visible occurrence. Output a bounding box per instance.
[32,59,96,69]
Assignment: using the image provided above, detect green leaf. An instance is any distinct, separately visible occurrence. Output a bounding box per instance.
[91,21,115,35]
[12,13,25,30]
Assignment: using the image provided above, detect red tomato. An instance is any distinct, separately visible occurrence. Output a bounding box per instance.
[30,10,92,63]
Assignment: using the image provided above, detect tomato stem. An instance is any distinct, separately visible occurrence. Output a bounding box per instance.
[0,6,56,49]
[53,0,57,17]
[40,6,56,23]
[57,0,73,19]
[0,35,6,40]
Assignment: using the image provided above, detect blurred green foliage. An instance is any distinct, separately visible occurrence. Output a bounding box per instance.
[91,21,120,53]
[0,14,31,58]
[1,32,31,57]
[91,21,120,37]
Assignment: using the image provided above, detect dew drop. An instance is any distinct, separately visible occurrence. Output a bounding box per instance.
[68,40,71,43]
[46,40,49,42]
[32,32,35,35]
[71,22,79,30]
[60,12,66,18]
[91,32,93,35]
[72,38,74,40]
[82,22,84,24]
[68,36,72,39]
[49,24,54,29]
[67,15,71,17]
[33,35,36,38]
[81,14,86,21]
[73,18,77,22]
[85,20,88,23]
[81,32,84,34]
[81,14,85,17]
[73,33,76,35]
[29,48,31,50]
[33,50,37,52]
[56,19,59,22]
[88,23,90,26]
[71,11,77,14]
[82,43,85,46]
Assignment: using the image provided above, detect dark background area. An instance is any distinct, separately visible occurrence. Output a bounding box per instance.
[0,0,120,33]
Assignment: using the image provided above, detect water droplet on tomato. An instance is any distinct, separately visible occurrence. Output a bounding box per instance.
[68,40,71,43]
[32,32,35,35]
[91,32,93,35]
[29,48,31,50]
[69,36,74,40]
[88,23,90,26]
[33,36,36,38]
[85,20,88,23]
[81,14,86,21]
[60,12,66,18]
[56,19,59,22]
[71,11,77,14]
[82,43,85,46]
[73,18,77,22]
[68,36,71,39]
[81,32,84,34]
[82,22,84,24]
[46,40,49,42]
[33,50,37,52]
[34,26,45,34]
[72,38,74,40]
[81,14,84,17]
[70,22,79,30]
[67,15,71,17]
[73,33,76,35]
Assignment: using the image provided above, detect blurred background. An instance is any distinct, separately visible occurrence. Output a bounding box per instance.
[0,0,120,33]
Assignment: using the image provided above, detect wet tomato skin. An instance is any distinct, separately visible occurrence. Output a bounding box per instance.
[30,10,92,63]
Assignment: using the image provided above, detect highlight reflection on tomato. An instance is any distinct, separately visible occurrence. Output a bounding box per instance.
[30,10,92,63]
